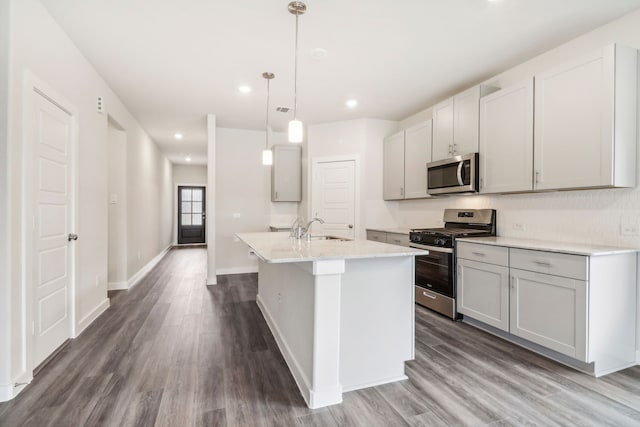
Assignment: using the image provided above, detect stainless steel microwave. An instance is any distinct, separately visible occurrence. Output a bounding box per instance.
[427,153,479,195]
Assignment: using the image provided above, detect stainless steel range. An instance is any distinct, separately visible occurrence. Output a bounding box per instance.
[409,209,496,319]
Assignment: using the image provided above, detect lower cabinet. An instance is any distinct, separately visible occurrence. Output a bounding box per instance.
[510,268,587,360]
[458,259,509,332]
[456,240,637,376]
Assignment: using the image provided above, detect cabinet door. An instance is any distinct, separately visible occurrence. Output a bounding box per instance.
[457,259,509,331]
[383,132,405,200]
[404,121,432,199]
[431,98,454,161]
[533,45,633,191]
[271,145,302,202]
[386,232,409,247]
[479,79,534,193]
[510,268,587,361]
[453,86,481,156]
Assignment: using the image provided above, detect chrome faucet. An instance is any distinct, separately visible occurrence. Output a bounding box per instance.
[290,217,325,239]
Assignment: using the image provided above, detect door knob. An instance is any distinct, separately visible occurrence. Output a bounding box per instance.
[68,233,78,241]
[348,224,354,229]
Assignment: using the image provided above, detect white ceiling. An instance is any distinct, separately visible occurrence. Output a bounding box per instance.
[40,0,640,165]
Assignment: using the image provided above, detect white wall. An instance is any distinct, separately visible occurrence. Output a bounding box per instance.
[107,119,127,286]
[0,0,11,401]
[3,0,173,396]
[172,163,207,244]
[215,128,272,274]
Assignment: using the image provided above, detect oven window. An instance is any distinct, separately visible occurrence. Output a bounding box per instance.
[415,251,454,297]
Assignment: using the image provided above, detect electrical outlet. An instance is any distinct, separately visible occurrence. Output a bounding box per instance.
[620,224,639,236]
[232,213,241,219]
[277,292,282,303]
[512,223,525,231]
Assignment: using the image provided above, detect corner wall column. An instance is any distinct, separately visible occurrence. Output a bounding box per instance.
[206,114,217,285]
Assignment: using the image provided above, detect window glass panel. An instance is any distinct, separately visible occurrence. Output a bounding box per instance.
[192,202,202,214]
[182,202,192,214]
[182,189,192,201]
[192,214,202,226]
[192,189,202,202]
[181,214,192,225]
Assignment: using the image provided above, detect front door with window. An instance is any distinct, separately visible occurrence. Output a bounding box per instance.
[178,186,206,244]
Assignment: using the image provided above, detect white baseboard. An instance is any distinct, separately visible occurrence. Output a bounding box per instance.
[206,276,217,286]
[76,298,110,336]
[127,245,171,289]
[107,281,128,291]
[0,377,30,403]
[342,374,408,393]
[216,266,258,275]
[257,295,315,408]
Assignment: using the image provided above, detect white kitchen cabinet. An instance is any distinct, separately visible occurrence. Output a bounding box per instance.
[432,86,498,162]
[383,131,405,200]
[458,258,510,332]
[479,79,534,193]
[383,122,432,201]
[404,121,432,199]
[533,43,637,191]
[510,268,587,360]
[456,237,637,376]
[271,145,302,202]
[365,229,410,247]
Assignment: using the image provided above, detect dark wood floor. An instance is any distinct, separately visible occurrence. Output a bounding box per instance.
[2,247,640,426]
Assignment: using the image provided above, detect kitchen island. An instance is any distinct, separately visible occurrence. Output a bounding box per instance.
[235,232,426,409]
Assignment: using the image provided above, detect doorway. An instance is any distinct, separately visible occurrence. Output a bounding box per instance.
[177,186,206,244]
[311,158,357,240]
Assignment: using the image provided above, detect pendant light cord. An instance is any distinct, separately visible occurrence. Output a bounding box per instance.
[293,11,299,121]
[266,77,270,149]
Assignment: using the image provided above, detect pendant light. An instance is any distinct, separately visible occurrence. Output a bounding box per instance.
[288,1,306,143]
[262,72,275,165]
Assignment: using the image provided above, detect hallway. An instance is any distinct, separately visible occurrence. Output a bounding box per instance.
[2,247,640,426]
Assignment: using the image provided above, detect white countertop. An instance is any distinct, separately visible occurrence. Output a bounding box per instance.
[236,232,427,263]
[457,236,639,257]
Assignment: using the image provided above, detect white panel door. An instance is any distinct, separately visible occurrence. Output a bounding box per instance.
[479,79,534,193]
[33,92,74,367]
[313,160,356,239]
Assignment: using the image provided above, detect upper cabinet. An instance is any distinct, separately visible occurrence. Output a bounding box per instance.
[271,145,302,202]
[432,86,497,162]
[479,78,534,194]
[383,121,433,201]
[534,44,637,191]
[383,131,405,200]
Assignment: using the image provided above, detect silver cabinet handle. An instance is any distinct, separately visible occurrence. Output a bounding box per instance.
[68,233,78,241]
[453,143,458,154]
[533,260,552,267]
[275,191,278,200]
[511,276,515,289]
[535,171,541,184]
[472,251,485,257]
[422,292,437,300]
[400,187,404,196]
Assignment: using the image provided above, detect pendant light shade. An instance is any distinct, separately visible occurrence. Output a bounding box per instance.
[262,72,275,165]
[288,1,306,143]
[288,119,303,143]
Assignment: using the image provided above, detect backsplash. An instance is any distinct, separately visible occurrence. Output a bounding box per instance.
[390,187,640,248]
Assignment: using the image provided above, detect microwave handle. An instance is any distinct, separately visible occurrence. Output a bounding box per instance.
[457,161,464,185]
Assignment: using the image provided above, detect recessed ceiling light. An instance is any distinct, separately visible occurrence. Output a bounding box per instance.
[238,85,252,94]
[185,155,192,162]
[346,99,358,108]
[174,133,183,139]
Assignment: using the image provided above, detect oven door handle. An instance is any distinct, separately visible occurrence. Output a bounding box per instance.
[409,243,453,253]
[457,161,464,185]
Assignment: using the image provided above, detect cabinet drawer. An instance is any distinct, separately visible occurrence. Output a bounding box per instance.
[510,248,587,281]
[386,232,409,247]
[457,242,509,266]
[366,230,387,243]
